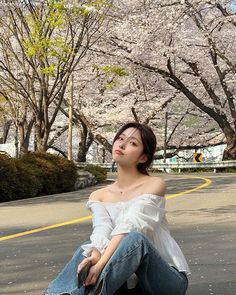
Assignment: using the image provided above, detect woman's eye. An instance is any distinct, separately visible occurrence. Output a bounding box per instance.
[130,141,137,146]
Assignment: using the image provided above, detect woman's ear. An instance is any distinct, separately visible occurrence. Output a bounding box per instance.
[139,154,148,163]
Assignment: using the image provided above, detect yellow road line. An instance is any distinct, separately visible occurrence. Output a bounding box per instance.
[166,176,212,200]
[0,216,92,242]
[0,176,211,242]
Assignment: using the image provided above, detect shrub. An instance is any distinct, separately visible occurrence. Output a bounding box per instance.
[0,154,40,202]
[0,152,78,202]
[83,164,107,183]
[13,159,41,199]
[49,154,78,192]
[216,167,236,173]
[0,154,17,201]
[170,167,214,173]
[149,167,164,173]
[20,152,59,195]
[20,152,78,195]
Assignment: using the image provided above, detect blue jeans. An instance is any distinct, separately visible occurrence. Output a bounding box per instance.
[43,232,188,295]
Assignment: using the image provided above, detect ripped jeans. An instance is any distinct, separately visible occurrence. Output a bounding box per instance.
[43,232,188,295]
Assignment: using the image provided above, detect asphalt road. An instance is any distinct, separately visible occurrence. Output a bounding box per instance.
[0,173,236,295]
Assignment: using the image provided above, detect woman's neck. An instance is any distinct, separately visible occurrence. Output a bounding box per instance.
[115,164,145,189]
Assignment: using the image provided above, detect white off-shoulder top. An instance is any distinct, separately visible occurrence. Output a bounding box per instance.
[81,194,190,288]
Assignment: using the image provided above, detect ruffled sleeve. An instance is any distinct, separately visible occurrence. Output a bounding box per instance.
[81,200,113,257]
[111,195,166,236]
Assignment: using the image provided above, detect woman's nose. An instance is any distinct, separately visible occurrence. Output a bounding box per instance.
[119,142,126,149]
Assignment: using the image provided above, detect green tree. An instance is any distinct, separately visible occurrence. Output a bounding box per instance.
[0,0,111,153]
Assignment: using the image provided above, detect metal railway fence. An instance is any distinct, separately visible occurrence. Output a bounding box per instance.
[76,160,236,173]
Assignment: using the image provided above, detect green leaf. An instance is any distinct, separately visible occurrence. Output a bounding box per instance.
[93,65,129,76]
[40,63,56,76]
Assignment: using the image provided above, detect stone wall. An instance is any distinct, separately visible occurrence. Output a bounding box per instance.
[75,170,97,190]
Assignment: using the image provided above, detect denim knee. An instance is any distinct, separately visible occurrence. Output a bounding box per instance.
[126,231,146,241]
[121,231,147,249]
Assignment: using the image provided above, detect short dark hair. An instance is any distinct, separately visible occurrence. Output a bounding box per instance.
[112,122,157,175]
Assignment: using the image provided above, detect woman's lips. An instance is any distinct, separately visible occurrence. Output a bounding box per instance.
[115,150,124,155]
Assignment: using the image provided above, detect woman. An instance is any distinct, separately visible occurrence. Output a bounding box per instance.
[44,122,190,295]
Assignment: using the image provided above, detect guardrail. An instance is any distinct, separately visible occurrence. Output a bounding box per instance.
[76,160,236,173]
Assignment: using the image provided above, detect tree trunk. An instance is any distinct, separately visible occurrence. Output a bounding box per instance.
[34,111,50,152]
[35,124,50,152]
[222,135,236,160]
[94,134,112,153]
[36,135,49,152]
[77,123,87,162]
[18,118,34,155]
[0,120,12,144]
[216,119,236,160]
[77,145,87,162]
[77,123,94,162]
[19,137,29,154]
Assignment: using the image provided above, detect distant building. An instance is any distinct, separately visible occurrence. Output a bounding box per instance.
[0,142,16,157]
[154,144,227,164]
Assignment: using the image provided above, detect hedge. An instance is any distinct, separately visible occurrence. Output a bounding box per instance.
[83,164,107,183]
[0,152,77,202]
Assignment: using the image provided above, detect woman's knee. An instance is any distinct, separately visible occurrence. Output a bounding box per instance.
[125,231,146,242]
[119,231,148,251]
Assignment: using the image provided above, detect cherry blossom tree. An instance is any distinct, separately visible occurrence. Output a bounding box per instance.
[100,0,236,159]
[0,96,12,145]
[2,0,235,162]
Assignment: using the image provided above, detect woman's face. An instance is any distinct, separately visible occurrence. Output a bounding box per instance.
[112,127,147,166]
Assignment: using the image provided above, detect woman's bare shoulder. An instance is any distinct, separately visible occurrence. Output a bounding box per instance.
[89,186,110,201]
[144,176,166,197]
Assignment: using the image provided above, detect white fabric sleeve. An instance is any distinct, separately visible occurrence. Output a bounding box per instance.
[111,196,166,236]
[81,201,113,257]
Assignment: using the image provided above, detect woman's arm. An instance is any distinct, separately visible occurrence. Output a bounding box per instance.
[81,194,113,257]
[83,234,125,286]
[96,234,125,268]
[77,247,101,274]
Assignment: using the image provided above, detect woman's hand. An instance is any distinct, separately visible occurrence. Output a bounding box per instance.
[77,257,91,274]
[83,262,104,287]
[77,248,101,281]
[89,247,102,265]
[78,235,125,287]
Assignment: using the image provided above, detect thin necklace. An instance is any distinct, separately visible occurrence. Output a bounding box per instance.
[115,184,131,196]
[114,179,142,196]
